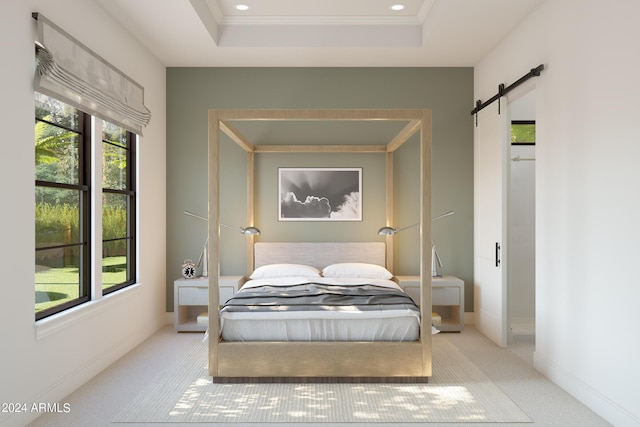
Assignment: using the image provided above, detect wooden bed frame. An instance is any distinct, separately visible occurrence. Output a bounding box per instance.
[206,109,432,380]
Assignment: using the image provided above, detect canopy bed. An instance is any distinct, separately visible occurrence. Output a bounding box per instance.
[207,109,432,380]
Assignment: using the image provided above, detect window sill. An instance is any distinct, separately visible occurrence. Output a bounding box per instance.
[34,283,141,340]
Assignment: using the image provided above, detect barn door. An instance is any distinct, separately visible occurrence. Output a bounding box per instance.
[474,98,509,347]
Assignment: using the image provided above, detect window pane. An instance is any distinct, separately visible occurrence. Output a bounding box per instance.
[35,121,80,184]
[102,121,127,148]
[35,246,83,314]
[511,123,536,143]
[35,92,80,131]
[35,190,81,249]
[102,239,129,289]
[102,123,134,293]
[103,193,128,239]
[103,142,127,190]
[35,92,90,320]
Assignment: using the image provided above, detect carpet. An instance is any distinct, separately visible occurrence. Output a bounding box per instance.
[114,336,531,424]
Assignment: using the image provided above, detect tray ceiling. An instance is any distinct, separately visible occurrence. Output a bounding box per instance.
[97,0,544,67]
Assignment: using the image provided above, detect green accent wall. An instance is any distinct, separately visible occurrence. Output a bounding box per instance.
[167,68,474,312]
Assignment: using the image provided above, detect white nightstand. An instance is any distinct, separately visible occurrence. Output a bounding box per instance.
[395,275,465,332]
[173,276,242,332]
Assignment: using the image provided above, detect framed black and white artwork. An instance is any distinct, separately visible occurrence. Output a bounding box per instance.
[278,167,362,221]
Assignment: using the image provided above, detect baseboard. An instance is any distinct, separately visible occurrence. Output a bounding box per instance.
[464,311,474,325]
[463,313,536,336]
[534,352,639,426]
[510,317,535,336]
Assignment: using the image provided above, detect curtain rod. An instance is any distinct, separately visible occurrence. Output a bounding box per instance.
[470,64,544,118]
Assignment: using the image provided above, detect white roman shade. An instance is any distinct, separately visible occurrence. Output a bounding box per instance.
[33,13,151,135]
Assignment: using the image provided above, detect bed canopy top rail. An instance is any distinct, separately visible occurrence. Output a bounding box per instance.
[217,109,425,121]
[219,110,421,155]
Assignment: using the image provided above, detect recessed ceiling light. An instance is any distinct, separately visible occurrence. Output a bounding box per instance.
[391,4,405,11]
[236,4,249,11]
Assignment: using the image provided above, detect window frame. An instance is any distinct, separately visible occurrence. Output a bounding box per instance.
[35,94,138,321]
[511,120,536,145]
[35,106,91,321]
[101,126,137,295]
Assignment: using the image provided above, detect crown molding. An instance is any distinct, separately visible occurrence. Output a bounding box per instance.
[202,0,435,27]
[219,15,422,26]
[417,0,437,24]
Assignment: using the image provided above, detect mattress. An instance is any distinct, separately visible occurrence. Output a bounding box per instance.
[219,277,420,342]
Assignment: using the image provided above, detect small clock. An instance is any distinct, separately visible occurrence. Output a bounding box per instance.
[181,259,196,279]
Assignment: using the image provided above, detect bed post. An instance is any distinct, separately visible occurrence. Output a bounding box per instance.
[246,150,255,275]
[420,110,433,376]
[385,150,394,272]
[208,110,221,377]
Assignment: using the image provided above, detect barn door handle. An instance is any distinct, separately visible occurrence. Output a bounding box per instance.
[495,242,501,267]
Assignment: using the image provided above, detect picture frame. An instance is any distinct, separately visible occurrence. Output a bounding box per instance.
[278,167,362,221]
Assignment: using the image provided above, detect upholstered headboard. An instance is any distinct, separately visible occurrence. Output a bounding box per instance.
[253,242,387,270]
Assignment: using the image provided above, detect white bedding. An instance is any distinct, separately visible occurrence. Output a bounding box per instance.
[220,277,420,342]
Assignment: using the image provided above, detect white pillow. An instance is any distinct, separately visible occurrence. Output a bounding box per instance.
[322,263,393,279]
[249,263,321,279]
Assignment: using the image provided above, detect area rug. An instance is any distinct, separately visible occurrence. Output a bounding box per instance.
[114,336,531,424]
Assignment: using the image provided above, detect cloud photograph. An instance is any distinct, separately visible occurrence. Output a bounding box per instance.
[279,168,362,221]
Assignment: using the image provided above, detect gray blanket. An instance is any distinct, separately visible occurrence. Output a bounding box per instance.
[220,282,420,313]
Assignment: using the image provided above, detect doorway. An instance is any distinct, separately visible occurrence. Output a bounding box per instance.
[507,90,536,352]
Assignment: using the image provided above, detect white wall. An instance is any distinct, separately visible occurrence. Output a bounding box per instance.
[0,1,167,426]
[475,0,640,425]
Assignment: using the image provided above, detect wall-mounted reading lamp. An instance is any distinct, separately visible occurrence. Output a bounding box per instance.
[184,210,260,277]
[378,210,455,277]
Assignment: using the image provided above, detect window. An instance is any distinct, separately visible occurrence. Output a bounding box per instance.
[35,93,90,319]
[102,122,136,294]
[35,93,137,320]
[511,120,536,144]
